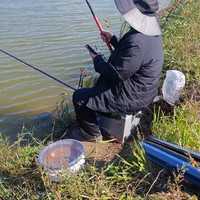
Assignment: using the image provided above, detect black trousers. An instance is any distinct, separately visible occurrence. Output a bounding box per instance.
[72,88,101,137]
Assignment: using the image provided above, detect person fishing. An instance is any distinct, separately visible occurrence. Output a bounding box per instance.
[71,0,164,141]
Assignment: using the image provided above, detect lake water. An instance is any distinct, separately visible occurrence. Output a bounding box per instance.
[0,0,170,141]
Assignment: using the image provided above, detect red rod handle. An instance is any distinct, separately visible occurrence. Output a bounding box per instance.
[93,15,103,31]
[86,0,112,53]
[93,16,113,53]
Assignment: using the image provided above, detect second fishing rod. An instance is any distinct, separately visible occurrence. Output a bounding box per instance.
[1,2,111,91]
[0,49,77,91]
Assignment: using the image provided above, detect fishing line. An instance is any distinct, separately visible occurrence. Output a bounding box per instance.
[0,49,77,91]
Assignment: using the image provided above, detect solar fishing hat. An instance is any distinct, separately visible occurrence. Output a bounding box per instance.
[114,0,161,36]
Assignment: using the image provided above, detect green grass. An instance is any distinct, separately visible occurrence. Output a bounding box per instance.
[152,101,200,152]
[159,0,200,85]
[0,0,200,199]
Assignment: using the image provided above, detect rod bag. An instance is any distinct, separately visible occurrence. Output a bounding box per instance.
[142,136,200,187]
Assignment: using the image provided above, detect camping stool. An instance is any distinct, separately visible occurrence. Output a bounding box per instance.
[96,111,142,144]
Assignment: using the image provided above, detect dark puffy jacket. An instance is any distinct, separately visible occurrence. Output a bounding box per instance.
[87,29,163,114]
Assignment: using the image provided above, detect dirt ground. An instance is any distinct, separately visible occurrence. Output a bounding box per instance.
[59,129,135,168]
[83,141,124,166]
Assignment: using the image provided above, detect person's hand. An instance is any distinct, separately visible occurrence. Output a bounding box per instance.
[100,29,113,43]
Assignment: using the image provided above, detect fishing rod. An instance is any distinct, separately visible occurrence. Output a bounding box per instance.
[85,0,113,53]
[0,49,77,91]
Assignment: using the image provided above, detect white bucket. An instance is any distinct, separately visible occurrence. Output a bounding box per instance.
[38,139,85,182]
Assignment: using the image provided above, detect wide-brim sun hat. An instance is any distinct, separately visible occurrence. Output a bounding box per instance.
[114,0,161,36]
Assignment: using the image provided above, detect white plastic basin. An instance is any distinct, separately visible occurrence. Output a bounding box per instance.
[38,139,85,182]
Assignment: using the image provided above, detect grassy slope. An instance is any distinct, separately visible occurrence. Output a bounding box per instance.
[152,0,200,152]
